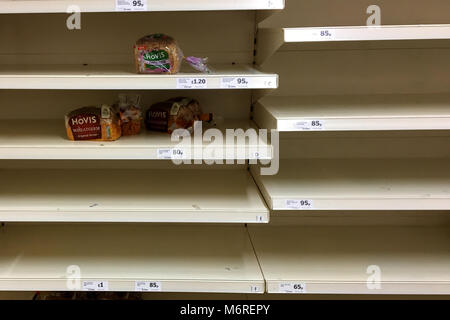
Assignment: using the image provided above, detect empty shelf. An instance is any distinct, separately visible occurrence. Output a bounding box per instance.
[254,94,450,131]
[0,119,272,160]
[256,25,450,64]
[249,225,450,295]
[0,64,278,90]
[0,224,264,293]
[0,169,269,223]
[251,159,450,211]
[0,0,285,13]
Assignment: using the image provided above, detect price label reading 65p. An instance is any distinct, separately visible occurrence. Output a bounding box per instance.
[116,0,147,11]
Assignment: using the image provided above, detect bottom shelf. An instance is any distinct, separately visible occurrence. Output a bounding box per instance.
[249,225,450,295]
[0,225,264,293]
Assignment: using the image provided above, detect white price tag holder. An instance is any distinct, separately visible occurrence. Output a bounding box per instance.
[115,0,147,11]
[285,199,314,210]
[279,282,307,294]
[176,78,208,89]
[294,120,325,130]
[135,281,162,292]
[157,148,188,160]
[82,280,109,291]
[221,77,251,89]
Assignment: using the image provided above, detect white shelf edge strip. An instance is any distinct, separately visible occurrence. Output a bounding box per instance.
[283,24,450,42]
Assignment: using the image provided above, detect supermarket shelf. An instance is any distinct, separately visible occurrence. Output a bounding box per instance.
[249,225,450,295]
[0,0,284,14]
[256,24,450,64]
[251,159,450,211]
[0,224,264,293]
[0,64,278,90]
[254,94,450,131]
[0,169,269,223]
[0,120,272,160]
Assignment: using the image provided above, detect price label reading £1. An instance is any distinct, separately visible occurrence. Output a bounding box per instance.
[285,199,314,210]
[176,78,208,89]
[82,281,109,291]
[221,77,251,88]
[115,0,147,11]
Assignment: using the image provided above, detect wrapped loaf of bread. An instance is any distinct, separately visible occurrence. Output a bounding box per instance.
[145,97,212,134]
[134,34,183,74]
[65,105,121,141]
[134,34,210,74]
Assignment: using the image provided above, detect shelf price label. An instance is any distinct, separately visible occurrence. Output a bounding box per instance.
[285,199,314,210]
[82,280,109,291]
[115,0,147,11]
[157,148,188,160]
[279,282,307,294]
[177,78,208,89]
[221,77,251,89]
[135,281,162,292]
[294,120,325,130]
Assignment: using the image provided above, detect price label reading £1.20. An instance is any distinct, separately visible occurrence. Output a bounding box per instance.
[285,199,314,210]
[176,78,208,89]
[135,281,162,292]
[221,77,251,88]
[115,0,147,11]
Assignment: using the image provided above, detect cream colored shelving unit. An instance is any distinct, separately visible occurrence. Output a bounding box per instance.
[254,94,450,132]
[0,169,269,223]
[0,119,272,160]
[0,224,264,293]
[251,159,450,211]
[0,0,285,13]
[249,225,450,295]
[0,64,278,90]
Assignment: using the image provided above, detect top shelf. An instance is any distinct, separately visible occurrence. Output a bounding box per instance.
[256,24,450,64]
[0,0,285,14]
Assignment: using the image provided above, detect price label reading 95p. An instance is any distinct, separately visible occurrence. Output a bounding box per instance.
[221,77,251,88]
[285,199,314,210]
[115,0,147,11]
[177,78,208,89]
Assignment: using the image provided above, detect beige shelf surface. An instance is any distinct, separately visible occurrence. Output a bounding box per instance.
[0,119,272,160]
[0,169,269,223]
[251,159,450,211]
[0,0,285,13]
[249,225,450,294]
[254,94,450,131]
[0,224,264,293]
[0,64,278,90]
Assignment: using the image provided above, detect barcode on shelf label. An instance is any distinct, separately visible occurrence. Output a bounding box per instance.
[285,199,314,210]
[115,0,147,11]
[294,120,325,130]
[135,281,162,292]
[157,148,187,160]
[176,78,208,89]
[221,77,251,89]
[279,282,307,293]
[82,281,109,291]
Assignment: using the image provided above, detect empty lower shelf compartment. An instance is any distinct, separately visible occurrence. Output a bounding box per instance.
[249,225,450,295]
[0,224,264,293]
[251,159,450,211]
[0,169,269,223]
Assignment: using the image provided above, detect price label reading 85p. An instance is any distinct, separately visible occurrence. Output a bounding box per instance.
[135,281,162,292]
[116,0,147,11]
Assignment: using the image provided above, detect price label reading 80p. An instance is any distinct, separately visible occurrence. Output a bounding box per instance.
[116,0,147,11]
